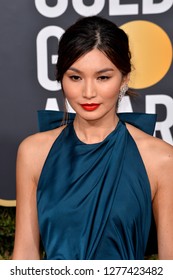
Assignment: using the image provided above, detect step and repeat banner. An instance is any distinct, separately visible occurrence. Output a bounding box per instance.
[0,0,173,206]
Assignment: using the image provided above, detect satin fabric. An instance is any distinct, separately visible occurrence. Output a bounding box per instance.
[37,111,156,260]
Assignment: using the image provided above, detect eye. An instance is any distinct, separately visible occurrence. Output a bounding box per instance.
[69,75,81,81]
[97,75,110,81]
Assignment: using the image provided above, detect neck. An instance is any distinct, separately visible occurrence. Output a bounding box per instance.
[73,114,119,144]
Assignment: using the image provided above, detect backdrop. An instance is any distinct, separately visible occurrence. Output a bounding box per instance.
[0,0,173,206]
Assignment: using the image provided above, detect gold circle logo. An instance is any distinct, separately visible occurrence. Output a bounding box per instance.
[121,20,173,89]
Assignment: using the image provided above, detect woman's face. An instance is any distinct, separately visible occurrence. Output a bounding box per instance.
[62,49,129,122]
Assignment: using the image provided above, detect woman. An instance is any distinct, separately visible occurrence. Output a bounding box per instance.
[12,16,173,260]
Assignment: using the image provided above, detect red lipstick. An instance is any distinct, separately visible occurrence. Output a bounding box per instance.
[81,103,100,111]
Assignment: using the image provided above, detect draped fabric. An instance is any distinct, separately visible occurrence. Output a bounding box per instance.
[37,111,156,260]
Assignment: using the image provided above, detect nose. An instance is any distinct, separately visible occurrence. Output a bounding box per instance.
[82,80,96,99]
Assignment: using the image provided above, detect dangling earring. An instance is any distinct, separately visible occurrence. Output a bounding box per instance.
[117,84,128,108]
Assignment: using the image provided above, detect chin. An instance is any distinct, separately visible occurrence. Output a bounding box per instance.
[77,111,109,122]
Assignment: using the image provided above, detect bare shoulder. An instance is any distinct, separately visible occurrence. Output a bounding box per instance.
[18,125,66,157]
[17,125,66,184]
[126,122,173,162]
[126,123,173,197]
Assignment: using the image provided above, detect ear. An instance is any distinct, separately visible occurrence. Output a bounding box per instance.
[121,73,130,88]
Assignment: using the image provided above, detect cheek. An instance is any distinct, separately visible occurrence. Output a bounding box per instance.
[101,84,120,100]
[64,91,79,102]
[62,80,77,100]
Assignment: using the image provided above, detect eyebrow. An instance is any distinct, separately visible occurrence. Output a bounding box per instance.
[67,67,114,74]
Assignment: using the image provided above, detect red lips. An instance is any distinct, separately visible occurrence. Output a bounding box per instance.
[81,103,100,111]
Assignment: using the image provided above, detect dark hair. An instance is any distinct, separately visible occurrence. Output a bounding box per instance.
[56,16,131,84]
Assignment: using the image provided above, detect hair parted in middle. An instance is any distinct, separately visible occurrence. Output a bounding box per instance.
[56,16,132,85]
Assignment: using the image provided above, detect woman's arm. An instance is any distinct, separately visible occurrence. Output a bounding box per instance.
[125,123,173,259]
[12,126,65,259]
[12,137,41,259]
[153,143,173,260]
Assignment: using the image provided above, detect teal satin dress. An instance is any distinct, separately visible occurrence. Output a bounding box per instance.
[37,111,156,260]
